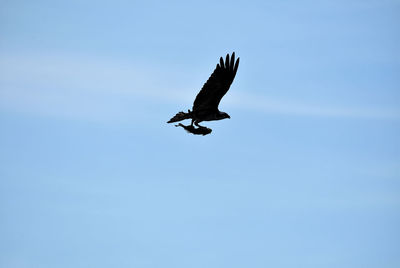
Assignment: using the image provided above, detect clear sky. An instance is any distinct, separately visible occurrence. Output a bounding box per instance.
[1,0,399,267]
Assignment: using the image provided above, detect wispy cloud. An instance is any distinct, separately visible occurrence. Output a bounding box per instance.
[0,53,192,122]
[225,92,400,120]
[1,53,399,122]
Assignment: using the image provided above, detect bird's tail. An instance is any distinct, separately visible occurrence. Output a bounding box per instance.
[167,110,193,123]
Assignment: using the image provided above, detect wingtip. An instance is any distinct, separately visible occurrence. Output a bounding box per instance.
[219,53,239,69]
[233,57,240,75]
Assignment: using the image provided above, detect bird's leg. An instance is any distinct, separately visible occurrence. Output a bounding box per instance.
[193,120,212,134]
[191,119,194,127]
[194,120,206,129]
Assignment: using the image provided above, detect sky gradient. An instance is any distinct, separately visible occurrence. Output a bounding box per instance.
[1,0,400,267]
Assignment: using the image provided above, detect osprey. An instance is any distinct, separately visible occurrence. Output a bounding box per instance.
[167,52,240,135]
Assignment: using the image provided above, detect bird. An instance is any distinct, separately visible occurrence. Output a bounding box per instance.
[167,52,240,135]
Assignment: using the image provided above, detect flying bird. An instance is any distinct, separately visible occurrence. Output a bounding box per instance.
[167,52,240,135]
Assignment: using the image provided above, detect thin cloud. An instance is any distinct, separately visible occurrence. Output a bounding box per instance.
[225,92,400,120]
[1,53,398,122]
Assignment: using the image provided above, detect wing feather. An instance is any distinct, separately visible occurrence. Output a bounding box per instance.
[230,53,235,71]
[193,52,240,111]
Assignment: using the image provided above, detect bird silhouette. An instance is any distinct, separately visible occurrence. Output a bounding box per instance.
[167,52,240,135]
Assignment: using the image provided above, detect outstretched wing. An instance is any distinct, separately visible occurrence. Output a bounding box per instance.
[192,53,239,111]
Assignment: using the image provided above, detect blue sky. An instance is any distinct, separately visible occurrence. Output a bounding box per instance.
[1,0,399,267]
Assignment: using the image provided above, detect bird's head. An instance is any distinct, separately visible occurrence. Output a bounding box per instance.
[218,111,231,120]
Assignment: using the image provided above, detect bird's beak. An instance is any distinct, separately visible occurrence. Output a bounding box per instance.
[228,115,231,119]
